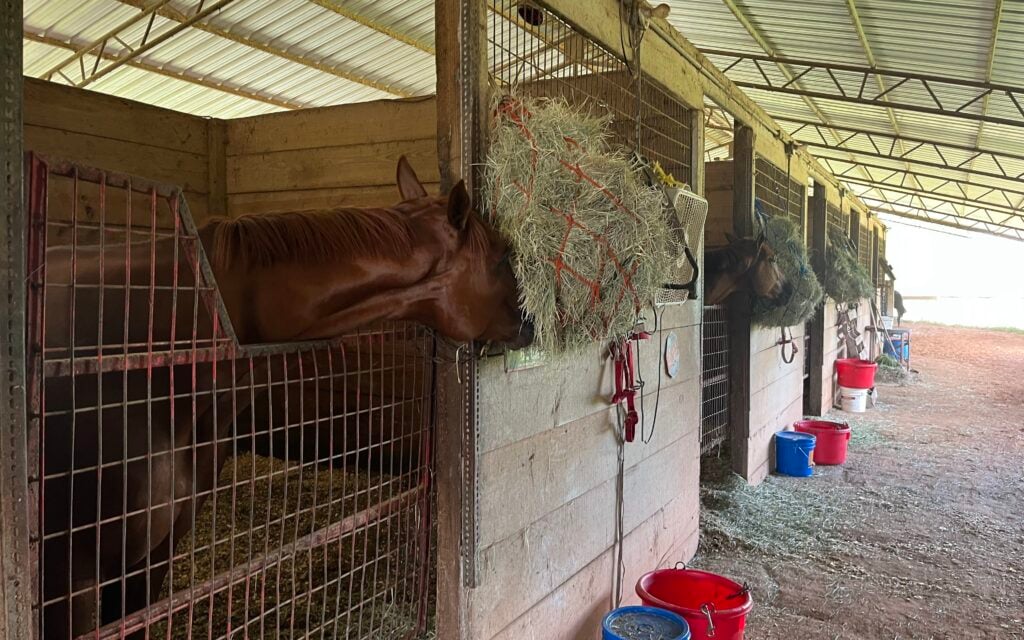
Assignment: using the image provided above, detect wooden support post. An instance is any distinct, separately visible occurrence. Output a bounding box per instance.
[0,0,34,636]
[728,123,754,479]
[807,180,827,416]
[435,0,487,637]
[689,108,705,196]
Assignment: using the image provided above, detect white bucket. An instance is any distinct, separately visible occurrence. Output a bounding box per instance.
[839,386,869,413]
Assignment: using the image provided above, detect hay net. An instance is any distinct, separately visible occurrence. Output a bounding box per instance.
[752,215,823,328]
[484,94,680,353]
[821,227,874,304]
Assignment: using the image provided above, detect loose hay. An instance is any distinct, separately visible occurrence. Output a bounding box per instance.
[753,217,823,328]
[151,454,425,640]
[821,228,873,304]
[484,95,677,353]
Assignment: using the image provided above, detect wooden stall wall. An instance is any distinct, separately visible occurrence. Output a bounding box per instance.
[738,136,809,483]
[468,303,702,640]
[225,96,439,215]
[23,78,214,222]
[704,160,734,247]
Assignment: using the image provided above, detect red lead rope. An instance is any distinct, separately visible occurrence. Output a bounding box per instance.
[610,331,650,443]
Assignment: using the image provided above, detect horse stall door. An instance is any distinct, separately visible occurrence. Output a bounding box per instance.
[700,304,730,455]
[25,155,434,640]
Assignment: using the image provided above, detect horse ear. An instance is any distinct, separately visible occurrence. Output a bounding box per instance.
[447,180,472,232]
[396,156,428,201]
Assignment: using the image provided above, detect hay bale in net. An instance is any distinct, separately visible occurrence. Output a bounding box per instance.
[821,227,874,304]
[752,217,823,328]
[484,95,677,353]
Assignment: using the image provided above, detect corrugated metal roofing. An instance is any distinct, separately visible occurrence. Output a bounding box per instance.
[20,0,1024,237]
[665,0,1024,239]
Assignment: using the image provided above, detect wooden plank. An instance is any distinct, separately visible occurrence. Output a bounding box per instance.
[489,494,699,640]
[477,323,700,454]
[23,77,208,155]
[226,137,439,194]
[749,367,804,432]
[690,108,705,195]
[750,338,804,392]
[746,393,803,484]
[704,160,734,192]
[470,434,699,640]
[807,180,827,415]
[207,118,227,217]
[729,124,754,480]
[225,96,437,156]
[25,124,208,194]
[478,377,699,548]
[226,183,441,216]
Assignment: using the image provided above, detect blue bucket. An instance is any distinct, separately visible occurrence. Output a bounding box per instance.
[602,605,691,640]
[775,431,816,477]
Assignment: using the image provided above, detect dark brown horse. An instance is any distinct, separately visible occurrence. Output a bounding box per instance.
[704,232,789,305]
[41,157,532,638]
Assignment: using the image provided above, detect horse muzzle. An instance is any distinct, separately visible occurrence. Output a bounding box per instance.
[506,318,535,350]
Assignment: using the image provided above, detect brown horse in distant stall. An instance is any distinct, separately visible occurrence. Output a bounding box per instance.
[704,232,790,305]
[41,157,532,638]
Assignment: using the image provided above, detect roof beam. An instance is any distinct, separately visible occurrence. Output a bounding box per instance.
[840,177,1024,224]
[819,156,1024,208]
[115,0,414,97]
[703,49,1024,128]
[967,0,1005,175]
[43,0,242,90]
[844,0,910,158]
[867,202,1024,242]
[305,0,434,54]
[25,31,304,110]
[718,0,879,187]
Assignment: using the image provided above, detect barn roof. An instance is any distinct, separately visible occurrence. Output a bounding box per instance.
[664,0,1024,241]
[21,0,1024,240]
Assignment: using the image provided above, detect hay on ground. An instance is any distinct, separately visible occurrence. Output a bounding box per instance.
[752,217,823,328]
[484,95,678,353]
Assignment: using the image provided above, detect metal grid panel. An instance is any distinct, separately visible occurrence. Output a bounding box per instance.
[700,305,729,456]
[486,0,692,186]
[826,201,845,238]
[754,155,805,234]
[858,221,871,271]
[26,157,433,639]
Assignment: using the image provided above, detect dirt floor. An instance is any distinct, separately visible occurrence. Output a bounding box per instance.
[694,323,1024,640]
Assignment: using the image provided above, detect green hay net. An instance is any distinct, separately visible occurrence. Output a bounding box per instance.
[752,216,823,328]
[821,227,874,304]
[483,95,677,353]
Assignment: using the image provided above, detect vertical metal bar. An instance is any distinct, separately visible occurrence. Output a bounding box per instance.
[93,171,107,633]
[23,154,47,640]
[65,168,79,635]
[0,2,29,623]
[117,177,131,637]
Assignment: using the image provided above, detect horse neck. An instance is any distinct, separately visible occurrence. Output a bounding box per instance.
[206,223,444,344]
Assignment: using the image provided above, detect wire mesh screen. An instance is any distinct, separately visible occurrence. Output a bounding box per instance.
[700,305,729,455]
[25,156,433,640]
[754,155,805,235]
[826,202,844,238]
[487,0,692,186]
[858,222,871,272]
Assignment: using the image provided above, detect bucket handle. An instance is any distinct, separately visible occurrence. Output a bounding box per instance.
[700,603,717,638]
[674,561,688,570]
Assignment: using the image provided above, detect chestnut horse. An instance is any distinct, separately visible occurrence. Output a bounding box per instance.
[704,232,790,305]
[41,157,532,637]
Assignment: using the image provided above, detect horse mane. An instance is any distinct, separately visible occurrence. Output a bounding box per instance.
[203,206,420,269]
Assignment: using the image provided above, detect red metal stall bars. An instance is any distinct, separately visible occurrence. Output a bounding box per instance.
[25,154,435,640]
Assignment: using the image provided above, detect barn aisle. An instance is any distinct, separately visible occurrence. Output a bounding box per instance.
[694,323,1024,639]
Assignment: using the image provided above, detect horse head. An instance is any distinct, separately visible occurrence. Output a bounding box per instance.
[705,232,790,305]
[395,157,534,349]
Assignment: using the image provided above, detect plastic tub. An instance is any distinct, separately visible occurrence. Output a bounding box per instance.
[602,605,691,640]
[834,358,877,389]
[775,431,816,476]
[793,420,851,464]
[839,386,868,413]
[637,568,752,640]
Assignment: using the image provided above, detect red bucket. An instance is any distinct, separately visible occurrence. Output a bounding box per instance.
[834,358,877,389]
[793,420,851,464]
[637,568,752,640]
